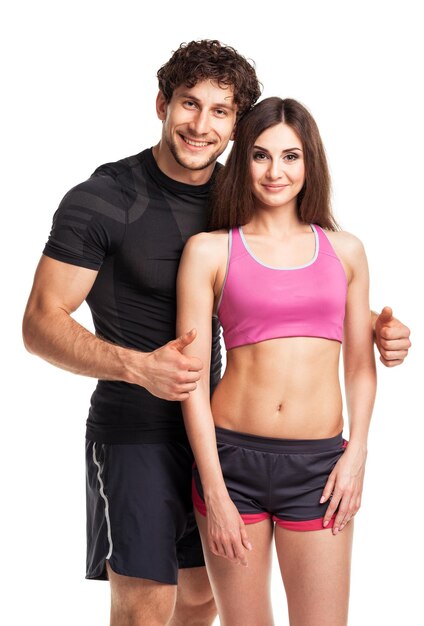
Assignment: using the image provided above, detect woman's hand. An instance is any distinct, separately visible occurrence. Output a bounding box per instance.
[320,442,368,534]
[206,493,252,566]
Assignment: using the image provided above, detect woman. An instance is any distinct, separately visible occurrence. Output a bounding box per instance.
[176,97,376,626]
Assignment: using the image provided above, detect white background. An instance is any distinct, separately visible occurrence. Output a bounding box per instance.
[2,1,423,624]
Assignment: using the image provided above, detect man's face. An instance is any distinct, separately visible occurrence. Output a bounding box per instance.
[157,80,238,172]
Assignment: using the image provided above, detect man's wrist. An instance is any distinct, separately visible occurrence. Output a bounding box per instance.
[113,343,147,385]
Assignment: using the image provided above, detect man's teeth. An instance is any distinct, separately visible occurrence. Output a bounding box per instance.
[183,137,210,147]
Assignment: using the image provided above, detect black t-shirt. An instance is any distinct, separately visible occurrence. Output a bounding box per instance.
[43,148,222,443]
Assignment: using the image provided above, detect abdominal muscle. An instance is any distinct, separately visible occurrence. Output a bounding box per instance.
[211,336,344,440]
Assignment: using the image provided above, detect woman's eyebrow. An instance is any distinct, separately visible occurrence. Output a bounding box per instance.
[253,145,303,152]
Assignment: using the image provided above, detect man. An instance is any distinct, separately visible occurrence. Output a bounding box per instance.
[22,40,411,626]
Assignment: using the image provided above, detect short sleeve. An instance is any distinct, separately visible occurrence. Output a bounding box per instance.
[43,172,128,270]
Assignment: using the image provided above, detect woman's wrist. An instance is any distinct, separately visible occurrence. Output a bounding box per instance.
[203,482,230,505]
[347,435,368,447]
[347,430,369,451]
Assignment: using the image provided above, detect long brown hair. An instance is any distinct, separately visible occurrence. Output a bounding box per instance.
[209,97,339,230]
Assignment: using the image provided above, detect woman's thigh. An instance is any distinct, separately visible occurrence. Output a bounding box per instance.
[275,522,354,626]
[195,512,275,626]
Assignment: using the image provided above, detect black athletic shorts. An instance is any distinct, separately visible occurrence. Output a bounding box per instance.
[193,427,347,531]
[86,439,204,585]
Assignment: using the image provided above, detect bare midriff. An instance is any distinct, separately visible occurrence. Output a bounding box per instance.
[211,337,344,440]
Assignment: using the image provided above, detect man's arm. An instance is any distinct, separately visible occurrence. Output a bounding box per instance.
[22,255,202,400]
[372,306,411,367]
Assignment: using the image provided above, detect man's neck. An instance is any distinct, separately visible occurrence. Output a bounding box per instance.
[152,142,215,186]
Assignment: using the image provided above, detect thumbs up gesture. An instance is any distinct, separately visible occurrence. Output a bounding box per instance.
[168,328,199,354]
[134,329,203,400]
[374,307,411,367]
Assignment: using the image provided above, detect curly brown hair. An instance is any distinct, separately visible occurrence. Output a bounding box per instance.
[157,40,262,118]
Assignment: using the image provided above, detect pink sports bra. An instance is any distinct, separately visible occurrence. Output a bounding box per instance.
[216,225,347,350]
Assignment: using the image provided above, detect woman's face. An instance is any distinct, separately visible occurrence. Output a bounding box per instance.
[250,122,305,211]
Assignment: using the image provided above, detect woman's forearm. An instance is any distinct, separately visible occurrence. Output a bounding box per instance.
[181,388,229,499]
[344,366,377,445]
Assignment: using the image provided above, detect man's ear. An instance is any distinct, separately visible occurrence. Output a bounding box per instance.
[156,91,168,121]
[230,124,237,141]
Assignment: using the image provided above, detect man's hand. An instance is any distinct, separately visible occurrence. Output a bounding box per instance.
[374,307,411,367]
[138,329,203,400]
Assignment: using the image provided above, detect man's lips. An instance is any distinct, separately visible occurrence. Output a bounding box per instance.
[179,133,214,148]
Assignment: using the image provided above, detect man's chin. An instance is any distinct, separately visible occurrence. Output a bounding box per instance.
[175,153,217,172]
[166,137,221,172]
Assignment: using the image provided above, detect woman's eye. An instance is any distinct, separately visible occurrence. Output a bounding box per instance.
[253,152,268,161]
[284,153,298,161]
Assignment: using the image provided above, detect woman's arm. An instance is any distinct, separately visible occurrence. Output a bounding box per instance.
[176,233,252,565]
[321,234,377,533]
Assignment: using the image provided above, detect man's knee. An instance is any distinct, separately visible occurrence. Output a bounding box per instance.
[172,596,216,626]
[111,602,175,626]
[172,567,217,625]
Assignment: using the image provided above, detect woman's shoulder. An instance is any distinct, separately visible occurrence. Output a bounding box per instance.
[187,229,229,246]
[184,229,230,260]
[321,228,365,258]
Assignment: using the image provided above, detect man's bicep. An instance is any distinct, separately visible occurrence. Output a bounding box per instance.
[27,255,98,315]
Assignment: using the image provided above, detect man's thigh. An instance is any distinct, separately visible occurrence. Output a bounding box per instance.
[107,564,216,626]
[86,439,204,585]
[107,561,177,626]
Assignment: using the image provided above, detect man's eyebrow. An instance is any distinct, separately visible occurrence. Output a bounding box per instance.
[178,93,236,110]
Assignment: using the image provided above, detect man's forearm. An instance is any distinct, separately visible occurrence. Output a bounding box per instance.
[23,306,203,400]
[23,307,136,382]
